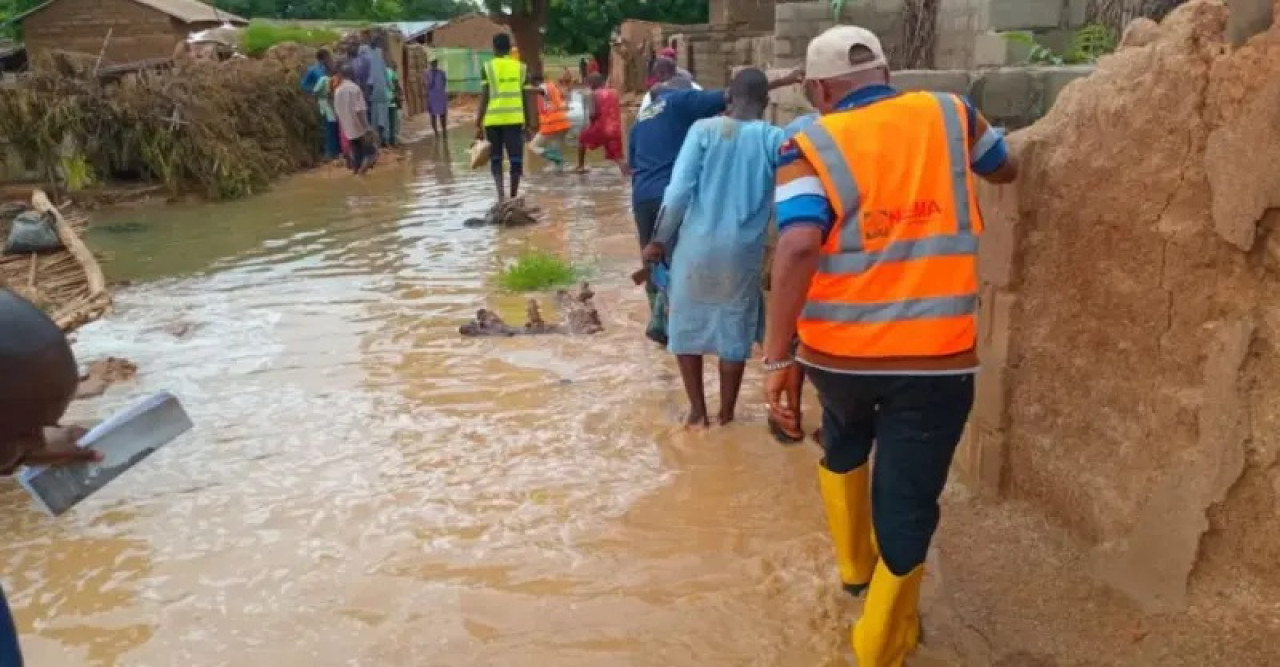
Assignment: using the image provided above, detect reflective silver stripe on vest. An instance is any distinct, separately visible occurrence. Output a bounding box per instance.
[819,234,978,274]
[805,92,978,276]
[930,92,972,235]
[802,294,978,324]
[798,122,863,253]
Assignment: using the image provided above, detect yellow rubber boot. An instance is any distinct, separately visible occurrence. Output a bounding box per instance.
[817,463,879,596]
[852,561,924,667]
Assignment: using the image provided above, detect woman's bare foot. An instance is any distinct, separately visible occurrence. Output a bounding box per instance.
[717,412,735,426]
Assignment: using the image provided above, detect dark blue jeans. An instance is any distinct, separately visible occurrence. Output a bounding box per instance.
[806,369,974,577]
[0,585,23,667]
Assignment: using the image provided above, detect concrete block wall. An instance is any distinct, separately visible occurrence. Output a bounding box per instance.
[665,23,771,89]
[767,65,1095,131]
[936,0,1093,69]
[711,0,780,32]
[774,1,909,68]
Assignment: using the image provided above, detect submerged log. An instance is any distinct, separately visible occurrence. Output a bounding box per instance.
[463,197,541,227]
[459,283,604,337]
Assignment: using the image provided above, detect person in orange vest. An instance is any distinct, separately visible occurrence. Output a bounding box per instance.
[763,25,1017,666]
[529,71,572,172]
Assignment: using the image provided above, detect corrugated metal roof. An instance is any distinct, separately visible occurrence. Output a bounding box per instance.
[7,0,246,26]
[134,0,246,24]
[382,20,447,40]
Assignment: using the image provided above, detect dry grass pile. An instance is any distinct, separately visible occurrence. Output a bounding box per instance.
[0,50,323,200]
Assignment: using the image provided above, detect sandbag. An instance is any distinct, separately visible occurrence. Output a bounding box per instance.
[0,289,78,437]
[4,210,62,255]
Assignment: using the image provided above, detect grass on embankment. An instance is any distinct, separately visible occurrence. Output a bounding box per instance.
[240,21,344,57]
[498,251,580,292]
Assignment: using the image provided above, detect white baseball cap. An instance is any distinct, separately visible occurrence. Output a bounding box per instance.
[805,25,888,80]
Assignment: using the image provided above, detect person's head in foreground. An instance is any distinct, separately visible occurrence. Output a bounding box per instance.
[492,33,512,57]
[0,290,100,474]
[803,25,889,114]
[559,67,574,87]
[727,67,770,120]
[586,72,604,89]
[650,57,677,85]
[315,48,331,68]
[339,61,356,81]
[659,47,676,59]
[429,58,439,70]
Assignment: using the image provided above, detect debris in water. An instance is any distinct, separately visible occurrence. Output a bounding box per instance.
[162,320,197,338]
[463,197,541,227]
[76,357,138,399]
[459,283,603,336]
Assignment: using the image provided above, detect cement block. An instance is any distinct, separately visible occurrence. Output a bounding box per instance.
[1040,64,1094,107]
[776,1,833,22]
[1035,28,1076,55]
[774,19,818,39]
[1227,0,1273,46]
[1066,0,1089,27]
[972,31,1025,67]
[988,0,1062,31]
[891,69,973,95]
[967,68,1039,125]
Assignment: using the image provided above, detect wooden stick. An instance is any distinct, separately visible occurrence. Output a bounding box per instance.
[32,189,106,298]
[27,252,36,289]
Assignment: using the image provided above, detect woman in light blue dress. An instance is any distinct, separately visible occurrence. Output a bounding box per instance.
[642,69,785,427]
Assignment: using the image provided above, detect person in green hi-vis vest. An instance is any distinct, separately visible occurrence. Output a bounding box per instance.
[474,33,534,201]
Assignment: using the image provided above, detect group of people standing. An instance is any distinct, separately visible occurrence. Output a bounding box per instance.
[301,31,406,175]
[476,33,629,200]
[633,25,1019,667]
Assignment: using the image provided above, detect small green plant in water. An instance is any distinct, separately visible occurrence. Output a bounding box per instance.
[498,251,579,292]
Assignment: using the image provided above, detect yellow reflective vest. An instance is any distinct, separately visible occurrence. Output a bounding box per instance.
[483,56,527,127]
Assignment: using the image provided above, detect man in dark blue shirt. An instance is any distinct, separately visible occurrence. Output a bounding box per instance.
[627,62,801,344]
[628,61,802,247]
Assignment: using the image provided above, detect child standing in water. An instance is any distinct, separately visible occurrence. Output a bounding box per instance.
[575,73,630,176]
[641,69,784,427]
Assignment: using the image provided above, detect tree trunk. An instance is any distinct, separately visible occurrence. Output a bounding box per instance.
[508,16,544,77]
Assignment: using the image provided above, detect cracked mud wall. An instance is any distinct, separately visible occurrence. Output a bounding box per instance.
[963,0,1280,613]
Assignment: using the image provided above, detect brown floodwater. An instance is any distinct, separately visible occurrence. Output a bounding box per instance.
[0,138,870,666]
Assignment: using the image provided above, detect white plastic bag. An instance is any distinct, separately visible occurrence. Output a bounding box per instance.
[566,90,588,141]
[468,139,492,170]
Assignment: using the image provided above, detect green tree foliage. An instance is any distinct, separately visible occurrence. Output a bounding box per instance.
[481,0,549,75]
[544,0,707,58]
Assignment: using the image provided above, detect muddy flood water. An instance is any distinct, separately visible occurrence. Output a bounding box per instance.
[0,138,874,666]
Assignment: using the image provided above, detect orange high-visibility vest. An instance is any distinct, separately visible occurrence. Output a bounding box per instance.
[791,91,985,359]
[539,81,572,134]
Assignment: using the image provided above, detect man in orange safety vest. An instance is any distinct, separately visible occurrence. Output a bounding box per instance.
[529,71,573,172]
[762,25,1018,667]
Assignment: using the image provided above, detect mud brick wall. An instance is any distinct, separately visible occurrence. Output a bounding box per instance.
[430,14,508,51]
[22,0,217,64]
[959,1,1280,613]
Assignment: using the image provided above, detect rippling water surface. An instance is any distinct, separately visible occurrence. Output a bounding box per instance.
[0,138,859,666]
